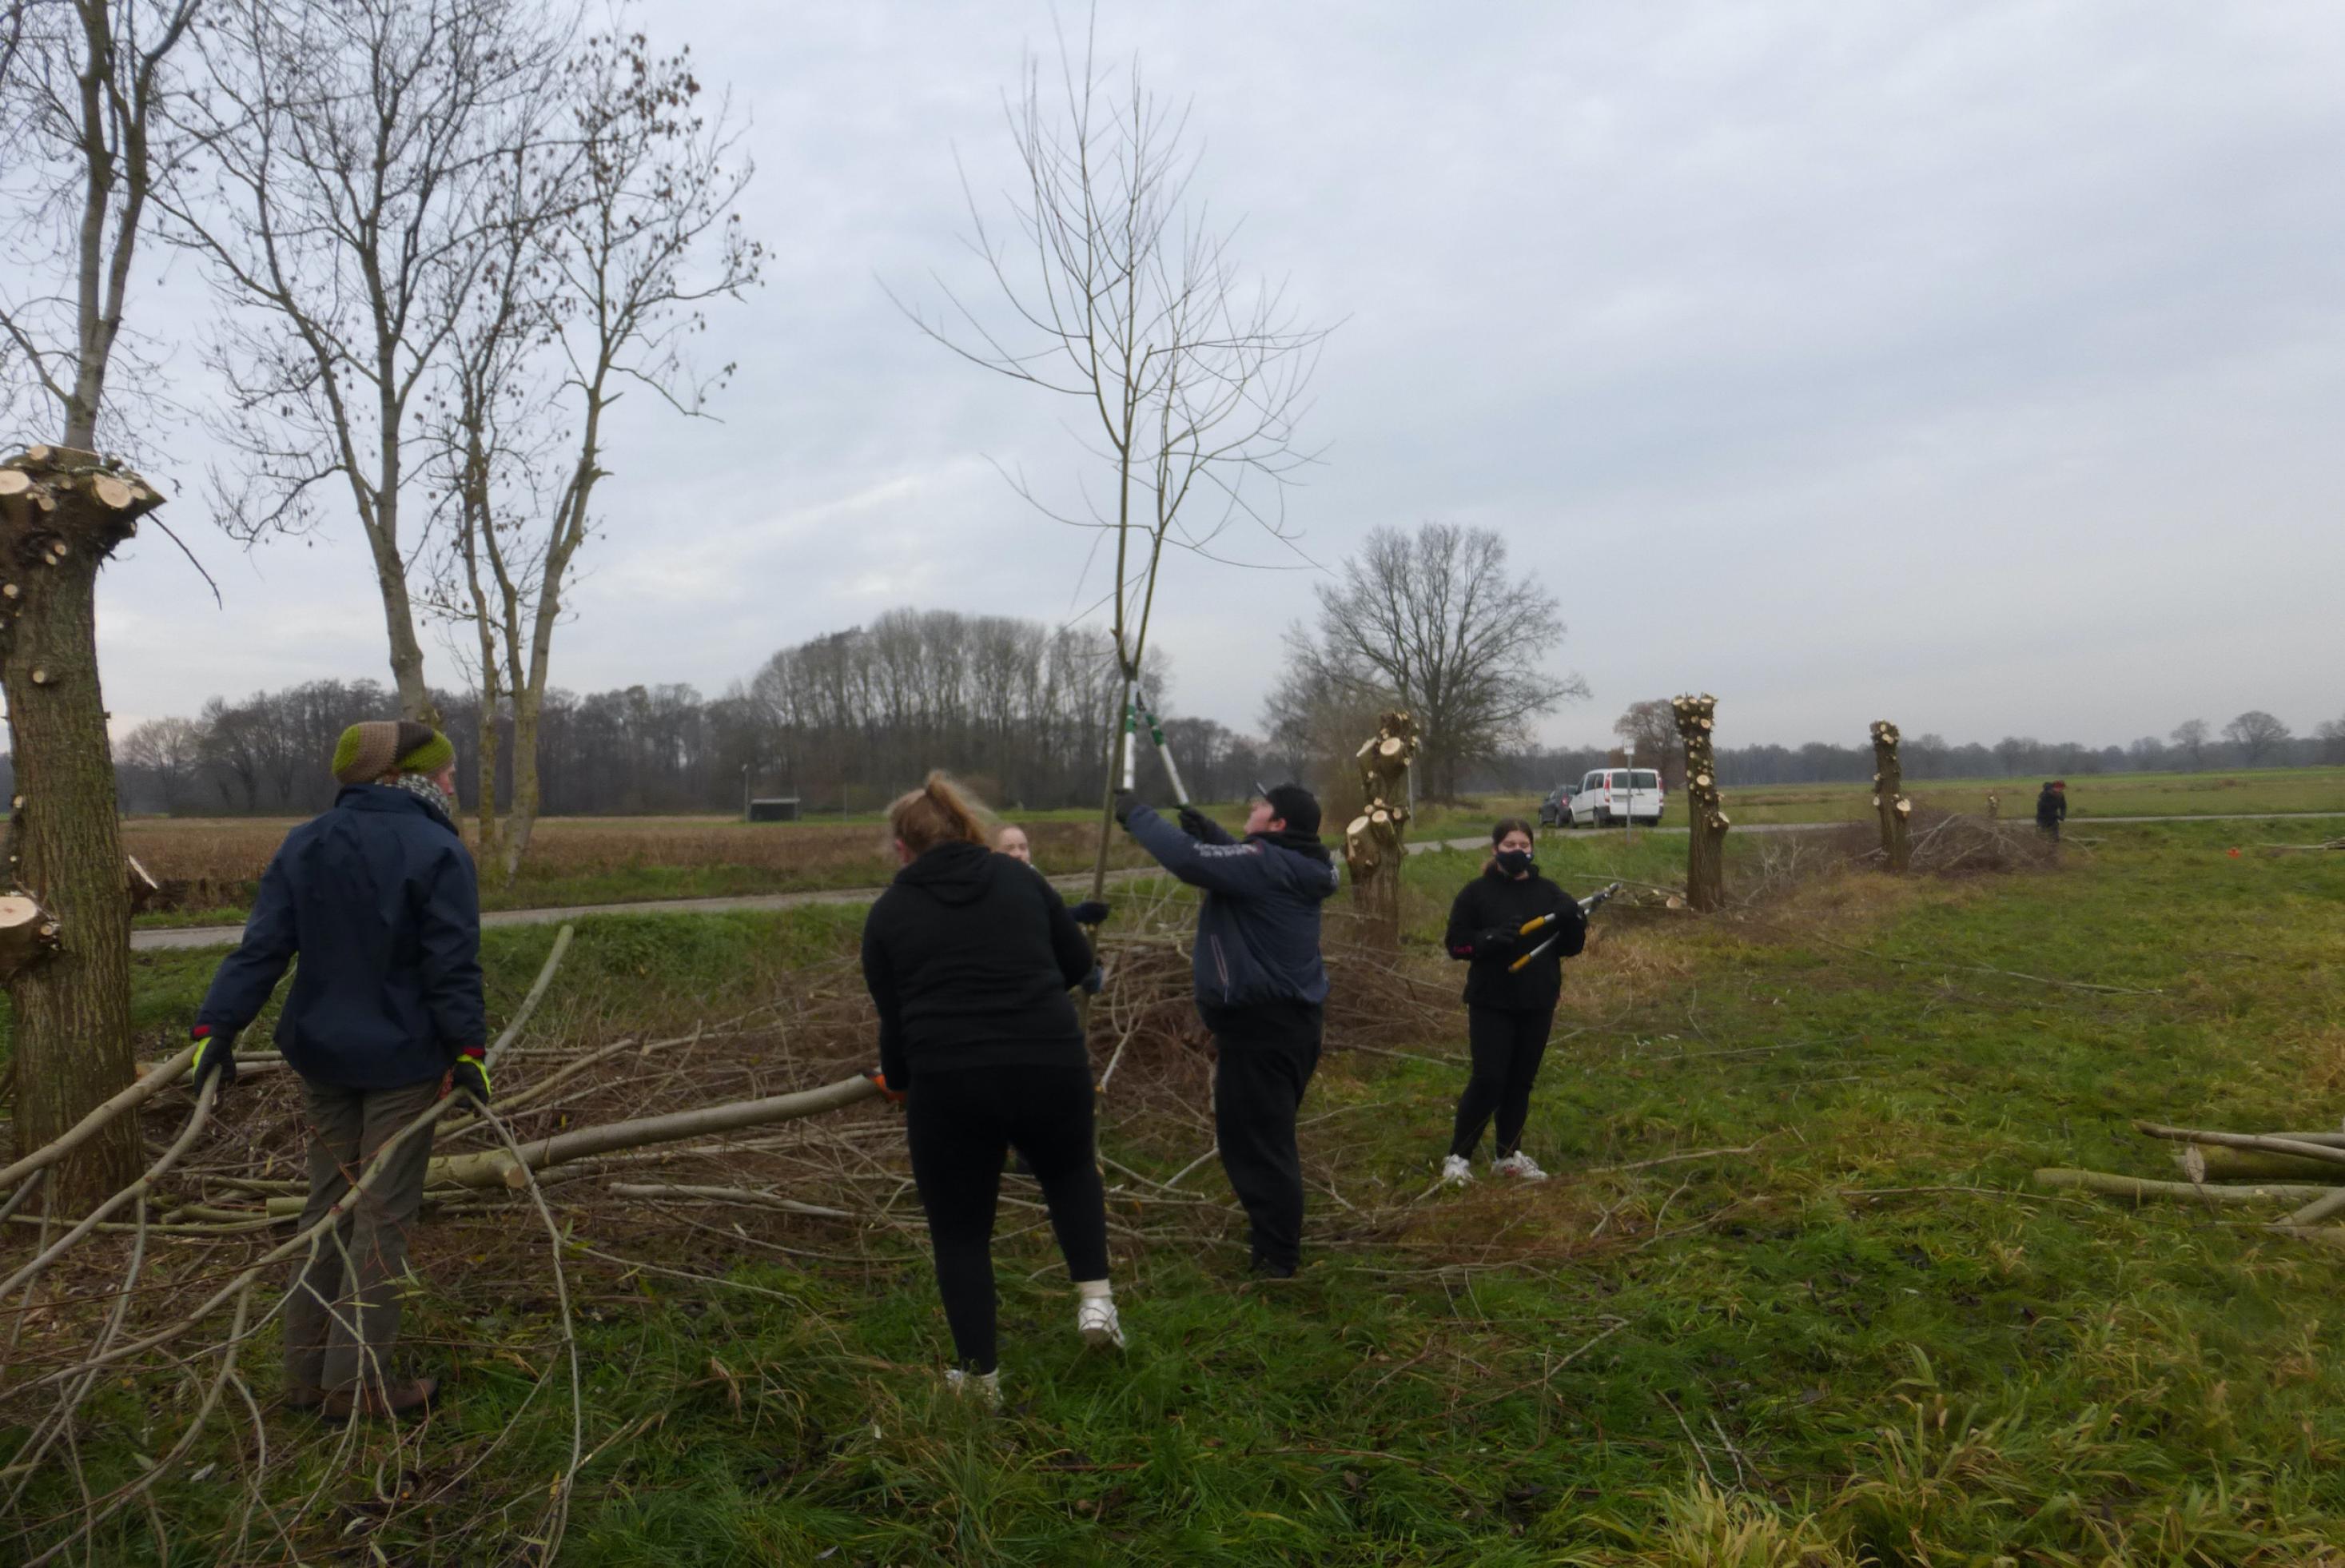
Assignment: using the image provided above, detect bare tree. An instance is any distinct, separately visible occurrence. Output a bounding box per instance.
[2317,716,2345,766]
[0,0,195,1200]
[894,14,1327,893]
[2223,710,2291,767]
[1612,699,1682,786]
[115,714,203,809]
[2168,718,2210,770]
[1284,523,1583,798]
[165,0,571,722]
[428,26,761,883]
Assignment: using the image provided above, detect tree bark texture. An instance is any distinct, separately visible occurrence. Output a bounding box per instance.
[0,448,160,1204]
[1671,694,1729,913]
[1870,719,1913,873]
[1343,710,1419,948]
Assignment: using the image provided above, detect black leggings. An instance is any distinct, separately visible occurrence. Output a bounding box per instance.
[1449,1006,1555,1160]
[904,1061,1109,1375]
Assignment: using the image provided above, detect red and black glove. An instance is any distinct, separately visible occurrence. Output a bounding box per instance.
[189,1025,237,1093]
[449,1046,492,1107]
[864,1065,906,1105]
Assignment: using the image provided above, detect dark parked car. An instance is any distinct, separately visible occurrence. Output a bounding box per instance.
[1537,784,1578,827]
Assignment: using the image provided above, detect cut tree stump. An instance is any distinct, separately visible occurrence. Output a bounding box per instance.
[2,446,161,1204]
[1671,694,1728,911]
[1344,710,1419,947]
[1870,719,1913,873]
[0,891,62,981]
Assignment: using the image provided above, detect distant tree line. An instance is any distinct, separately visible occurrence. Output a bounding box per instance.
[83,608,1306,817]
[18,628,2331,818]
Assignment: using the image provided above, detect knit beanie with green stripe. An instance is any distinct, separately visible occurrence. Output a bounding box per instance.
[332,720,455,786]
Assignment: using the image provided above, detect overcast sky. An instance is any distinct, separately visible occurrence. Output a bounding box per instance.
[86,0,2345,750]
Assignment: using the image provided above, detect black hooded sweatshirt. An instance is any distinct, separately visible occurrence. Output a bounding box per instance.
[859,838,1096,1089]
[1443,863,1585,1011]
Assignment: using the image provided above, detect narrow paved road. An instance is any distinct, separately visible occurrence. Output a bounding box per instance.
[129,811,2340,952]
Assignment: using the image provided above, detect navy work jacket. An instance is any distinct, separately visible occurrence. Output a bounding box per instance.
[197,785,485,1089]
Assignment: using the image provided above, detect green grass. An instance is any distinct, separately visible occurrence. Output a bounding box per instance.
[10,821,2345,1562]
[1649,766,2344,826]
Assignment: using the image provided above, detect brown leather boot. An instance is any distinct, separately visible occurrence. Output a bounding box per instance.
[281,1385,326,1412]
[320,1376,440,1421]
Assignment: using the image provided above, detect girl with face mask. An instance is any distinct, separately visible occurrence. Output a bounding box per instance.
[1438,818,1587,1184]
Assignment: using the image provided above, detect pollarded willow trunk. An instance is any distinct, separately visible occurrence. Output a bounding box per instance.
[0,448,160,1204]
[1671,693,1729,912]
[1870,719,1913,873]
[1343,710,1419,948]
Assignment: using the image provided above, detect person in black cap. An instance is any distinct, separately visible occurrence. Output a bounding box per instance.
[1115,781,1340,1278]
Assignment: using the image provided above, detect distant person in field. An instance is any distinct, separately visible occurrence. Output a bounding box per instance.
[1439,819,1587,1186]
[1116,782,1339,1279]
[2036,780,2067,841]
[860,774,1122,1407]
[191,720,484,1421]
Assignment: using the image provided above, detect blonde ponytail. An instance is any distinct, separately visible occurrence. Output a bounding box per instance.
[887,770,995,856]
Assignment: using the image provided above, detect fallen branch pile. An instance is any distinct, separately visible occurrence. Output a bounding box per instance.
[0,882,1486,1561]
[2033,1118,2345,1236]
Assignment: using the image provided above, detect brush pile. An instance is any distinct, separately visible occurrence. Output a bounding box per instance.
[2034,1120,2345,1243]
[1,881,1471,1560]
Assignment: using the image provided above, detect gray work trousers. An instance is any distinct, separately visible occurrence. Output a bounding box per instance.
[285,1075,442,1395]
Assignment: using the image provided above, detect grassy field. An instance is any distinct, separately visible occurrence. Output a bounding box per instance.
[115,767,2340,927]
[11,817,2345,1562]
[1706,766,2345,826]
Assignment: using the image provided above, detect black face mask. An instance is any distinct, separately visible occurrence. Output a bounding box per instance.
[1494,848,1535,878]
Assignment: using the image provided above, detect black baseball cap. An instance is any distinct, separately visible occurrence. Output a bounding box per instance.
[1254,780,1321,838]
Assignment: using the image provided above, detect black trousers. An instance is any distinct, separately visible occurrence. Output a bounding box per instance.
[1201,1000,1322,1275]
[905,1061,1109,1375]
[1449,1005,1555,1160]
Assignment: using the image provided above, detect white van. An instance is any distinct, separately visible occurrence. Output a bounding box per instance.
[1569,768,1665,827]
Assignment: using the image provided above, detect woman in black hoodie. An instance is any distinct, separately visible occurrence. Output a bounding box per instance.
[1439,818,1585,1185]
[860,774,1120,1406]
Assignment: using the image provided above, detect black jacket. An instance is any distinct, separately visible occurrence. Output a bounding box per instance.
[2036,788,2066,826]
[197,785,485,1089]
[1124,802,1340,1008]
[860,839,1095,1088]
[1444,864,1584,1011]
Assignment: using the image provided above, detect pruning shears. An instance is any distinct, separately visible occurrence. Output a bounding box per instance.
[1507,882,1624,973]
[1117,680,1190,807]
[1136,688,1190,808]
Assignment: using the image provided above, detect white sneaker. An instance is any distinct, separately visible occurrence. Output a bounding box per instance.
[1491,1151,1548,1181]
[1439,1154,1474,1186]
[1077,1295,1125,1351]
[944,1368,1001,1409]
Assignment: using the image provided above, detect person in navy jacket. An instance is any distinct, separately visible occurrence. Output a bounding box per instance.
[193,719,484,1420]
[1117,782,1339,1279]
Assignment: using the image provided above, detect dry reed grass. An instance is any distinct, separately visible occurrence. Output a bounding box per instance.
[121,815,1131,911]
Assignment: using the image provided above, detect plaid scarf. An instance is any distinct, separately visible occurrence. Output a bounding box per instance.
[391,770,457,825]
